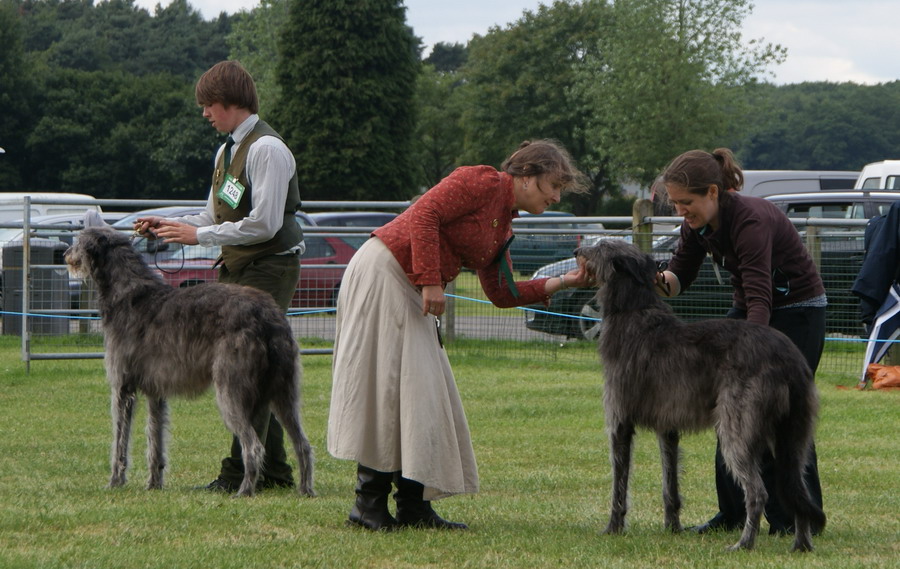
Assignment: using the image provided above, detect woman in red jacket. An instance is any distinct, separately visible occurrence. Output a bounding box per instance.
[328,140,589,531]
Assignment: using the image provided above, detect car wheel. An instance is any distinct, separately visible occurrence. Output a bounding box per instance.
[578,298,604,341]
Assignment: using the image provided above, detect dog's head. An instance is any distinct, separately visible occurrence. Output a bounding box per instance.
[575,239,657,289]
[65,215,132,278]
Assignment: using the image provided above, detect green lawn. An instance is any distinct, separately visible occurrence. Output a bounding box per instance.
[0,337,896,568]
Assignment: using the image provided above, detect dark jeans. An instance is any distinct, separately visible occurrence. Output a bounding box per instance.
[711,304,826,531]
[216,252,300,485]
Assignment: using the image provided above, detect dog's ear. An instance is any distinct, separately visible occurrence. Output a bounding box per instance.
[79,227,116,264]
[83,210,108,228]
[612,254,655,285]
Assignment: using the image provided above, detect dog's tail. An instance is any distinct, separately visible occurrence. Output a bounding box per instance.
[266,325,316,497]
[774,372,826,537]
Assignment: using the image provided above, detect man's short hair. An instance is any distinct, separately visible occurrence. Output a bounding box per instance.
[195,60,260,114]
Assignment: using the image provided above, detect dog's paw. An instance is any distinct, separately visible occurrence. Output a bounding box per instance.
[790,537,814,553]
[726,540,754,552]
[602,523,625,535]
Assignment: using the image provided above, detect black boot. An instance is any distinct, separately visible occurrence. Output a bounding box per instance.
[690,441,748,534]
[691,511,743,534]
[393,474,467,530]
[347,464,398,531]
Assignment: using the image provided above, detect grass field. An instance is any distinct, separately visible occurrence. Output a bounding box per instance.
[0,336,897,569]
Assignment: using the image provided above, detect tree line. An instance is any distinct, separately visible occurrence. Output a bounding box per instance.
[1,0,899,215]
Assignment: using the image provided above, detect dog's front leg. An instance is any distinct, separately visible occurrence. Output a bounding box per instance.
[604,421,635,534]
[146,397,169,490]
[109,386,136,488]
[657,429,682,532]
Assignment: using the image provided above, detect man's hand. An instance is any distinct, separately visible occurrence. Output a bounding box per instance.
[153,220,199,245]
[134,216,164,239]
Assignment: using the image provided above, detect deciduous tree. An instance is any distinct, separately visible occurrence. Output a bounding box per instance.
[226,0,288,116]
[459,0,613,214]
[0,0,33,188]
[413,64,465,191]
[735,81,900,171]
[575,0,785,186]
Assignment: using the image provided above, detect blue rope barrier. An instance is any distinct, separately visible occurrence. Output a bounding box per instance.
[3,294,889,345]
[0,308,338,319]
[286,308,335,316]
[443,293,888,345]
[1,310,98,320]
[445,292,598,321]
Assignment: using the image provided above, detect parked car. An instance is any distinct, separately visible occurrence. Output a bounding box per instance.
[0,192,102,222]
[525,191,900,340]
[292,234,366,307]
[740,170,858,197]
[853,160,900,190]
[153,234,363,308]
[510,211,582,274]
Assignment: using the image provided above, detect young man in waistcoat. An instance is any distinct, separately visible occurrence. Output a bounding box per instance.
[134,60,304,492]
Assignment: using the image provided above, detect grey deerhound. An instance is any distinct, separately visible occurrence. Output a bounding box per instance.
[577,239,824,552]
[65,223,314,497]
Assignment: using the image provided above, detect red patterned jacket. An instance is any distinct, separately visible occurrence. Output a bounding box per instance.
[374,166,552,308]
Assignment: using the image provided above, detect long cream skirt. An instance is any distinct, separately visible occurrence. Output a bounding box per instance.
[327,237,479,500]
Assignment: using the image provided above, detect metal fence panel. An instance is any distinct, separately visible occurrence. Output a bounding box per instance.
[0,198,874,378]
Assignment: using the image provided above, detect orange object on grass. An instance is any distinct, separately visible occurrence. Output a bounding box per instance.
[864,363,900,390]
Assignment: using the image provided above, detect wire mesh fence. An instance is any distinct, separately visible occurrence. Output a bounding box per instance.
[0,198,876,382]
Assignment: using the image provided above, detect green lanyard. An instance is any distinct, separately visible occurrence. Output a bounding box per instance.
[496,235,520,298]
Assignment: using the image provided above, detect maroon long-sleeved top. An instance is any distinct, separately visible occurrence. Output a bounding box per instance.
[666,192,825,325]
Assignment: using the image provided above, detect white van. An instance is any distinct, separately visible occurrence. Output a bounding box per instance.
[740,170,859,197]
[853,160,900,190]
[0,192,102,222]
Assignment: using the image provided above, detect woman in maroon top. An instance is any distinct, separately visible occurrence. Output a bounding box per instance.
[657,148,826,536]
[328,140,589,531]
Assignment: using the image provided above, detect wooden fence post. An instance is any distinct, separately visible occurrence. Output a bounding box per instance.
[632,198,655,252]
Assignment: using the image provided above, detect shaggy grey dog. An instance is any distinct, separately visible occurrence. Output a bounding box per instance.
[577,239,825,552]
[65,223,314,497]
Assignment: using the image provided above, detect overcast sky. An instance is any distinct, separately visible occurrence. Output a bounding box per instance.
[134,0,900,85]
